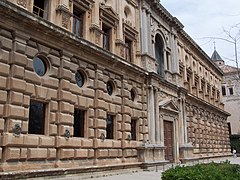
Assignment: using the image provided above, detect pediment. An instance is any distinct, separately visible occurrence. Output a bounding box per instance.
[100,5,119,26]
[159,99,179,113]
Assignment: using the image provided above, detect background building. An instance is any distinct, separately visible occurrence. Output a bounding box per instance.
[0,0,231,174]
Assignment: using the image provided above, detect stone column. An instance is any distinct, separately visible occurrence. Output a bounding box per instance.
[154,88,160,144]
[159,114,164,144]
[148,86,155,144]
[141,8,148,54]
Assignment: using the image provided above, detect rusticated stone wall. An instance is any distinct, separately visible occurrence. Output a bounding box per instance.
[0,24,147,171]
[186,102,231,157]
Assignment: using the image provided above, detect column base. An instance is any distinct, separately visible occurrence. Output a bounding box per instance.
[179,143,194,162]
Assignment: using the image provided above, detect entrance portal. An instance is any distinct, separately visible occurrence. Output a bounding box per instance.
[164,120,174,162]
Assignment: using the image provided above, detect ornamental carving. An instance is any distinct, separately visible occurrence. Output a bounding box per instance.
[17,0,27,8]
[62,12,70,29]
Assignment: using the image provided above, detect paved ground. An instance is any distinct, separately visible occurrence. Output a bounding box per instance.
[30,156,240,180]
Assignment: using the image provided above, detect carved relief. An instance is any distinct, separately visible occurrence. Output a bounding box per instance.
[95,31,101,45]
[17,0,27,8]
[62,12,70,29]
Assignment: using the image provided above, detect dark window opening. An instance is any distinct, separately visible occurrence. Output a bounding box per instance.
[125,38,132,62]
[227,122,231,136]
[106,114,114,139]
[73,6,84,37]
[33,56,47,77]
[102,24,111,50]
[131,119,137,140]
[222,86,226,96]
[107,81,114,95]
[155,34,164,77]
[229,87,234,95]
[28,100,46,135]
[74,109,85,137]
[75,70,85,87]
[130,89,136,101]
[33,0,48,19]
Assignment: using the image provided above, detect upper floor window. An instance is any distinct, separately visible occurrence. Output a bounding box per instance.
[102,24,111,51]
[155,34,165,77]
[33,0,48,19]
[222,86,226,96]
[229,87,234,95]
[125,38,132,62]
[28,100,46,135]
[73,6,84,37]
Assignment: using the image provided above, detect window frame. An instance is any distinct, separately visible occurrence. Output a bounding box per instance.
[73,108,86,138]
[106,114,115,139]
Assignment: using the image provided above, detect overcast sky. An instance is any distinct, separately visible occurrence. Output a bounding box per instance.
[161,0,240,67]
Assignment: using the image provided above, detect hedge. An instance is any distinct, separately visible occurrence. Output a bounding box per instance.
[162,161,240,180]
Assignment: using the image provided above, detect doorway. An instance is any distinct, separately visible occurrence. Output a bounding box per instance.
[164,120,174,162]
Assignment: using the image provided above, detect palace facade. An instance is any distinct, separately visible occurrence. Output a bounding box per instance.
[0,0,231,173]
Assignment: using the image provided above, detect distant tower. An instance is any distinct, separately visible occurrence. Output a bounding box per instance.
[211,43,225,66]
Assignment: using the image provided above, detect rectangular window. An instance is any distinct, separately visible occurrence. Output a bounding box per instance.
[33,0,48,19]
[106,114,114,139]
[74,109,85,137]
[131,119,137,140]
[73,6,84,37]
[229,87,234,95]
[222,86,226,96]
[28,100,46,135]
[125,38,132,62]
[102,24,111,51]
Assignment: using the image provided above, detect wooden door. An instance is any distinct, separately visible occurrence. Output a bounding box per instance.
[164,121,174,162]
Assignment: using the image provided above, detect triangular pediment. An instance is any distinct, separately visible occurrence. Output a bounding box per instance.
[159,99,179,113]
[100,5,119,21]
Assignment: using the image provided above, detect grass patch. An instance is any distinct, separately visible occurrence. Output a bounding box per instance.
[162,160,240,180]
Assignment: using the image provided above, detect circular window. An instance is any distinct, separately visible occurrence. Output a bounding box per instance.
[107,81,114,95]
[33,56,47,76]
[75,70,85,87]
[130,89,136,101]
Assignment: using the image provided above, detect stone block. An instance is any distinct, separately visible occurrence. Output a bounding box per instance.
[96,109,106,119]
[0,90,7,103]
[88,118,94,128]
[0,118,4,132]
[116,132,122,140]
[96,129,105,139]
[94,139,112,148]
[8,77,26,92]
[25,45,38,58]
[113,97,122,105]
[4,104,25,118]
[59,125,73,136]
[82,88,95,98]
[49,112,56,123]
[20,148,27,159]
[42,77,59,89]
[58,90,73,102]
[9,91,23,105]
[109,149,119,157]
[123,106,132,115]
[11,65,24,78]
[95,99,107,110]
[7,119,22,132]
[60,79,70,90]
[88,108,94,118]
[96,149,108,158]
[1,133,24,146]
[57,113,73,125]
[50,101,58,112]
[39,136,55,147]
[23,135,39,147]
[75,149,88,158]
[116,114,122,122]
[25,83,34,96]
[47,148,56,159]
[5,147,20,161]
[86,98,94,107]
[59,149,74,159]
[123,114,131,123]
[24,70,41,84]
[95,81,105,90]
[0,76,7,89]
[0,104,3,116]
[82,139,93,148]
[21,121,28,133]
[117,123,121,131]
[10,51,27,66]
[0,49,9,64]
[28,148,48,159]
[0,62,9,76]
[60,102,74,114]
[0,36,12,51]
[95,119,106,129]
[88,149,94,158]
[23,95,30,107]
[23,107,29,119]
[49,124,57,135]
[59,68,72,80]
[123,123,131,131]
[112,140,121,148]
[88,128,94,138]
[56,137,82,148]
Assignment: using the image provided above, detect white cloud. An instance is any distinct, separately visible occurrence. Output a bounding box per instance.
[161,0,240,67]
